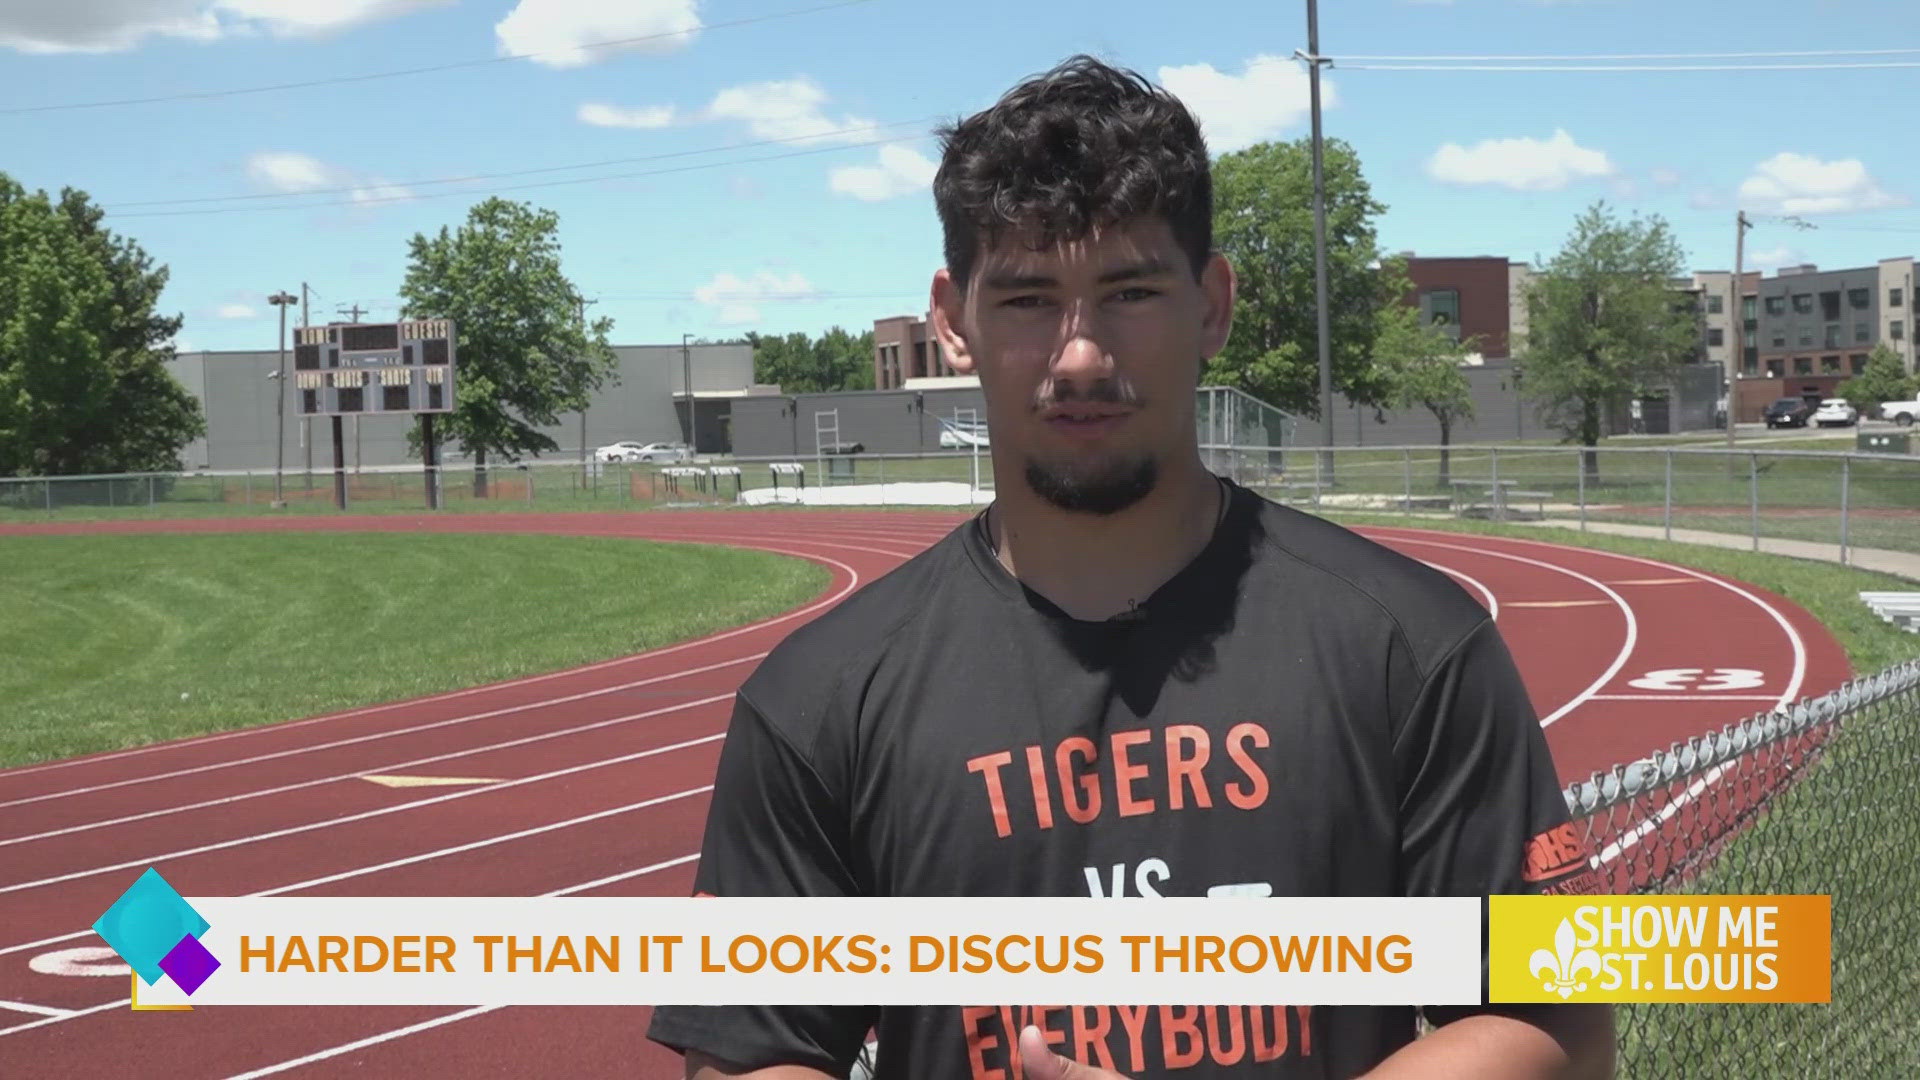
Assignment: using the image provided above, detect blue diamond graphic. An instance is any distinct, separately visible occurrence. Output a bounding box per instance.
[92,868,209,985]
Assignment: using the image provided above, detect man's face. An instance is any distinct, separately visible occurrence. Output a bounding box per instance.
[932,215,1233,515]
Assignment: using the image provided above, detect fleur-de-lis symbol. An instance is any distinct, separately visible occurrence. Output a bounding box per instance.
[1528,918,1601,999]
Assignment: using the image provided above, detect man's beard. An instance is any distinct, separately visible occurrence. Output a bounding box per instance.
[1023,452,1159,515]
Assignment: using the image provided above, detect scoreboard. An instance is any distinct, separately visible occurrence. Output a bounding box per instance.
[291,318,457,416]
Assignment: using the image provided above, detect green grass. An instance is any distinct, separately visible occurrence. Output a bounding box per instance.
[0,532,829,768]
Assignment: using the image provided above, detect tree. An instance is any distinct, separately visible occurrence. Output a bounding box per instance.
[397,198,616,495]
[1206,138,1397,419]
[0,172,204,479]
[1836,343,1915,416]
[1374,260,1477,486]
[747,326,874,392]
[1517,201,1698,480]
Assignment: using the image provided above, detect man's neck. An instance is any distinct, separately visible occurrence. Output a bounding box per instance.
[986,456,1225,622]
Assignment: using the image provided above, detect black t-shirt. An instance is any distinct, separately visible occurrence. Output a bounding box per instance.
[647,480,1593,1078]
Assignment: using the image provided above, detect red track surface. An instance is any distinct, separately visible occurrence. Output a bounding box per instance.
[0,510,1853,1079]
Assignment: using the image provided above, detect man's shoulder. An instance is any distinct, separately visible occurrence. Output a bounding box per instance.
[1242,492,1493,672]
[736,520,972,742]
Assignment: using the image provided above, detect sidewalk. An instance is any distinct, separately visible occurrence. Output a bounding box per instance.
[1514,517,1920,583]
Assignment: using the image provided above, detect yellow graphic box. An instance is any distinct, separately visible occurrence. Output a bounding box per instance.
[1489,895,1830,1003]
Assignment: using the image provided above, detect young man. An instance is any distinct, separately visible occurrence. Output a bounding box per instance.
[646,55,1613,1080]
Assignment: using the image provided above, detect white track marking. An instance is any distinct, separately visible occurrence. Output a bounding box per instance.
[0,1000,73,1018]
[1588,694,1781,702]
[1378,536,1638,728]
[1419,559,1498,619]
[0,533,892,785]
[0,717,731,902]
[0,655,761,846]
[0,999,123,1038]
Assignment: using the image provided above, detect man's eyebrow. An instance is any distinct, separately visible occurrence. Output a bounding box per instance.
[980,258,1176,291]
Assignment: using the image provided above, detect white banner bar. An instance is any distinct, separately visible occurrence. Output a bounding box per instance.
[135,897,1482,1007]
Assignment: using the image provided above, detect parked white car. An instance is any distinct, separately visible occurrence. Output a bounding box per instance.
[595,440,690,463]
[1811,398,1858,427]
[1881,397,1920,426]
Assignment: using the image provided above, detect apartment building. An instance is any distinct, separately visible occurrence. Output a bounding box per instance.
[872,313,960,390]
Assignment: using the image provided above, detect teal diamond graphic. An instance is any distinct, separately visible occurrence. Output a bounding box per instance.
[92,868,209,985]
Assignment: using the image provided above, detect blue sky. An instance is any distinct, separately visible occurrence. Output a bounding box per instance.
[3,0,1917,356]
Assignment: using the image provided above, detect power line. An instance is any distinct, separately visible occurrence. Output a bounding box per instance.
[0,0,874,116]
[106,117,938,209]
[104,131,933,218]
[1337,47,1920,61]
[1340,60,1920,72]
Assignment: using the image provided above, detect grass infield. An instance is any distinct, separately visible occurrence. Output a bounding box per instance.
[0,531,829,768]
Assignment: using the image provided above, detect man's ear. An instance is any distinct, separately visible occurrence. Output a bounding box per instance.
[930,268,975,375]
[1199,252,1236,361]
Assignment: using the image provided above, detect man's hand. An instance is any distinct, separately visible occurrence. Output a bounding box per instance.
[1017,1026,1134,1080]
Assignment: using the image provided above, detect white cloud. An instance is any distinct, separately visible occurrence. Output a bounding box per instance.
[494,0,698,69]
[0,0,443,53]
[705,77,882,145]
[216,303,256,319]
[694,270,816,327]
[829,145,937,202]
[1748,245,1799,271]
[1156,55,1325,153]
[245,151,416,205]
[578,102,676,129]
[1736,152,1907,215]
[1425,129,1615,191]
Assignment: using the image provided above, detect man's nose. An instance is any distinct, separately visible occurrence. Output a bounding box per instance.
[1049,307,1114,388]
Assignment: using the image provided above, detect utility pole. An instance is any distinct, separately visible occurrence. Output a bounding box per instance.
[1727,211,1750,450]
[578,297,597,480]
[682,332,695,450]
[268,290,298,505]
[1297,0,1336,485]
[338,303,368,322]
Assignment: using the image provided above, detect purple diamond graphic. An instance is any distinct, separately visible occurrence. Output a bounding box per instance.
[158,933,220,995]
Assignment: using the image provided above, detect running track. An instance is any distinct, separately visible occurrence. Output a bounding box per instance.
[0,510,1853,1079]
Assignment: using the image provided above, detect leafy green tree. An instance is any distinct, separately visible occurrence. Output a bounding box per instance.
[397,197,616,495]
[1836,343,1915,416]
[747,326,875,392]
[1207,137,1396,418]
[1517,201,1698,480]
[1374,260,1477,486]
[0,173,204,479]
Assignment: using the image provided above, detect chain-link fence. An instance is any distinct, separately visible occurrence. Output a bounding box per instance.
[1562,657,1920,1077]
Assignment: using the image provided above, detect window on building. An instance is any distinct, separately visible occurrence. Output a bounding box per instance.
[1767,358,1785,376]
[1825,324,1842,348]
[1849,288,1870,309]
[1893,288,1905,309]
[1799,330,1813,347]
[1821,292,1841,320]
[1851,354,1869,375]
[1765,295,1787,316]
[1742,296,1757,321]
[1422,289,1462,340]
[1856,323,1872,343]
[1894,320,1906,341]
[1708,328,1724,347]
[1772,332,1786,347]
[1794,357,1813,374]
[1707,295,1723,314]
[1743,355,1758,374]
[1821,355,1841,374]
[1792,293,1813,314]
[1744,344,1758,368]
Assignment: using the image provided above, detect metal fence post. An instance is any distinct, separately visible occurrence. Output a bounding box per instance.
[1402,447,1411,515]
[148,475,155,507]
[1749,452,1759,552]
[45,479,52,514]
[1577,449,1586,532]
[1840,454,1851,566]
[1664,449,1673,542]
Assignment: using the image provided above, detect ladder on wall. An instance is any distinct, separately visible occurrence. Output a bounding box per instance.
[814,409,840,481]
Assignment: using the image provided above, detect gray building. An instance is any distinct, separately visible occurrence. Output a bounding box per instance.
[1754,264,1883,380]
[729,382,989,459]
[162,340,760,472]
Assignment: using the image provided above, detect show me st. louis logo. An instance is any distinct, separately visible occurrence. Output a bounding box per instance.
[93,868,220,1008]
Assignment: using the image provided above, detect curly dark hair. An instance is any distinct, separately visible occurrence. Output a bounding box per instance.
[932,55,1213,291]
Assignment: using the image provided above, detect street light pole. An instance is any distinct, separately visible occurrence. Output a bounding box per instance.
[268,290,298,504]
[1298,0,1336,484]
[682,333,694,451]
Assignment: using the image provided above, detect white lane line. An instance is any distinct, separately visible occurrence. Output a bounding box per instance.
[0,709,731,903]
[1380,536,1638,728]
[0,533,893,785]
[1587,694,1781,702]
[0,653,758,847]
[1420,559,1499,620]
[0,999,74,1018]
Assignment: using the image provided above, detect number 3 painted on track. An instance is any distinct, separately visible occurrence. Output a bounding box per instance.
[1627,668,1767,691]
